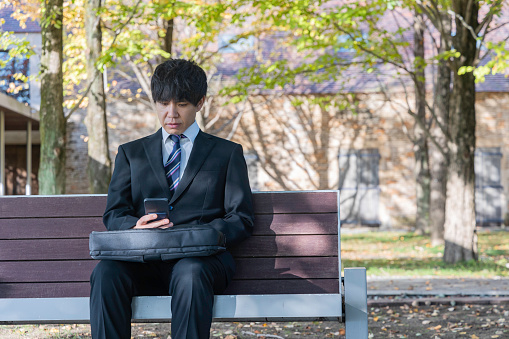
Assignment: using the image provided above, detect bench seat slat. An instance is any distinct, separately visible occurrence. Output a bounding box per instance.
[0,235,338,260]
[0,218,104,239]
[225,279,339,295]
[0,279,339,298]
[0,196,108,218]
[0,239,91,260]
[0,192,339,218]
[253,192,339,214]
[233,235,338,257]
[0,213,337,239]
[251,213,338,235]
[235,257,338,279]
[0,261,96,282]
[0,283,91,298]
[0,257,337,282]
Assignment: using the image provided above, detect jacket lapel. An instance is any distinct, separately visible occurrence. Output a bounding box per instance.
[169,131,215,204]
[142,129,172,198]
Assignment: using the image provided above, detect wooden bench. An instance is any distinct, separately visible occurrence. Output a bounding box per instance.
[0,190,368,338]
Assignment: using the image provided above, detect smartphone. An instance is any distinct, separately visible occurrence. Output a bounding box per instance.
[144,198,170,221]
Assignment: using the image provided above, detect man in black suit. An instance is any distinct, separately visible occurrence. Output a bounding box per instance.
[90,59,254,339]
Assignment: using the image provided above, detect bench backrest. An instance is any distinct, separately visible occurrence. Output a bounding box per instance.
[0,191,340,299]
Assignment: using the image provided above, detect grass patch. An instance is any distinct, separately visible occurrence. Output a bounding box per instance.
[341,229,509,278]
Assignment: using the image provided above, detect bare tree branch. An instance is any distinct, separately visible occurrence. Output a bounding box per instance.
[447,9,477,45]
[485,21,509,35]
[127,58,155,110]
[332,22,414,75]
[226,99,248,140]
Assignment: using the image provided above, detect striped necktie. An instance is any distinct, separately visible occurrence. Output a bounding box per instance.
[165,134,185,191]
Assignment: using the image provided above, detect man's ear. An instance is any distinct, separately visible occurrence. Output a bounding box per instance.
[196,96,206,111]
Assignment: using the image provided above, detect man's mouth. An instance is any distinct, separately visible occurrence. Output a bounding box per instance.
[166,122,180,128]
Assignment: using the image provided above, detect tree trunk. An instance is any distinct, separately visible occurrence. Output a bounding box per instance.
[443,1,479,263]
[163,18,174,56]
[443,73,477,262]
[39,0,66,194]
[85,0,111,193]
[429,15,451,246]
[413,11,430,235]
[317,105,331,189]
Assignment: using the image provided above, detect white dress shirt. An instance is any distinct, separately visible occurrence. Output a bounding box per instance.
[161,121,200,179]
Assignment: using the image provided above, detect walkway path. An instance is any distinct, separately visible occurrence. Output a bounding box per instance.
[368,277,509,296]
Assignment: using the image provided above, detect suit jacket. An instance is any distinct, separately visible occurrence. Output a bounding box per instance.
[103,128,254,248]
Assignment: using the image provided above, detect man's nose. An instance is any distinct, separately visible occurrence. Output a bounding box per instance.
[167,103,179,117]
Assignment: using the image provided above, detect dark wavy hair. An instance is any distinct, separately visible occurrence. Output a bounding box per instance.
[151,59,207,106]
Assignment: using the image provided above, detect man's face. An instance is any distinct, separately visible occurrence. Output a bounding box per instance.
[156,97,205,135]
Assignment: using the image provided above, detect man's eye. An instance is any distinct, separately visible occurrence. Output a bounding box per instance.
[178,103,188,107]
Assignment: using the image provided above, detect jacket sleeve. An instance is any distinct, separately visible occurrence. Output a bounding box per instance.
[102,145,140,230]
[204,144,255,247]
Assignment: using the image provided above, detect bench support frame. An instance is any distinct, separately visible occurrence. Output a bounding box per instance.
[344,267,369,339]
[0,294,342,324]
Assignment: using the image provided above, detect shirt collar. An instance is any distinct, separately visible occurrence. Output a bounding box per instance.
[162,121,200,144]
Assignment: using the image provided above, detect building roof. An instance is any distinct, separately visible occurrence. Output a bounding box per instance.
[0,7,40,33]
[214,28,509,95]
[477,73,509,92]
[214,52,509,95]
[0,92,39,131]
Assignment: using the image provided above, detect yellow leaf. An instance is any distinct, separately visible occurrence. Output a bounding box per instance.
[373,317,379,322]
[471,335,479,339]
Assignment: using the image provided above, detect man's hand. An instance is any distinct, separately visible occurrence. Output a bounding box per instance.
[133,214,173,229]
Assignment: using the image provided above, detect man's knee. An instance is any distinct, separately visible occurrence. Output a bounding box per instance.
[171,258,213,289]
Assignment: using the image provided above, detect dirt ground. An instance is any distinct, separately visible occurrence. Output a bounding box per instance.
[1,302,508,338]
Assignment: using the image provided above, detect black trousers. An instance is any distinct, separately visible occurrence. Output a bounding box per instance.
[89,251,235,339]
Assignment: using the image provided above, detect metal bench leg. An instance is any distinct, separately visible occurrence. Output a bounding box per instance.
[344,267,368,339]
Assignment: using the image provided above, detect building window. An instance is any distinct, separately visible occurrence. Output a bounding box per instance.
[338,148,380,225]
[475,147,504,226]
[0,51,30,104]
